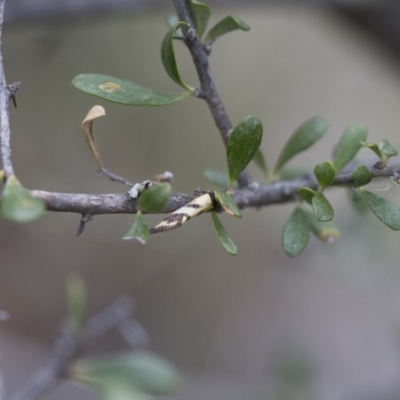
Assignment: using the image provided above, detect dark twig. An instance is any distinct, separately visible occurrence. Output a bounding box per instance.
[172,0,254,189]
[10,296,147,400]
[97,168,136,187]
[76,213,93,236]
[0,0,14,177]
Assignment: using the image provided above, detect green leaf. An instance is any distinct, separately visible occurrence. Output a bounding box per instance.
[123,211,150,244]
[274,117,329,173]
[297,187,315,205]
[311,192,334,222]
[360,189,400,230]
[0,175,45,222]
[165,14,183,38]
[282,207,310,257]
[72,74,191,106]
[161,21,192,90]
[70,351,180,396]
[204,15,250,43]
[333,124,368,172]
[65,274,87,332]
[303,210,340,243]
[226,115,263,186]
[204,169,238,189]
[314,161,335,187]
[252,148,269,178]
[352,164,372,187]
[211,212,238,255]
[360,141,382,159]
[97,382,148,400]
[215,191,242,218]
[188,0,210,39]
[138,183,171,213]
[379,139,397,158]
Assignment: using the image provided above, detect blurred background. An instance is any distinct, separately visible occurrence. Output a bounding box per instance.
[2,1,400,399]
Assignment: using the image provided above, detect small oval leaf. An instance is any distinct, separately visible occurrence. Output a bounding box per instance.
[360,141,382,159]
[360,189,400,230]
[312,192,334,222]
[72,74,191,106]
[70,351,180,396]
[138,183,171,213]
[314,161,336,187]
[282,207,310,257]
[215,191,242,218]
[303,210,340,243]
[298,187,315,204]
[274,117,329,173]
[379,139,397,158]
[204,15,250,43]
[211,212,238,255]
[123,211,150,244]
[333,124,368,172]
[226,115,263,186]
[161,21,192,90]
[0,175,45,222]
[188,0,210,39]
[352,164,372,187]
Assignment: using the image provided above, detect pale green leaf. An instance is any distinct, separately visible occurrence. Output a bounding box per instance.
[379,139,397,158]
[0,175,45,222]
[333,124,368,172]
[297,187,315,205]
[204,169,238,189]
[215,191,241,218]
[314,161,335,187]
[360,189,400,230]
[282,207,310,257]
[138,183,171,213]
[161,21,192,90]
[70,351,180,396]
[204,15,250,43]
[360,141,382,159]
[165,14,183,38]
[226,115,263,186]
[303,210,340,243]
[72,74,191,106]
[123,211,150,244]
[274,117,329,173]
[188,0,210,39]
[211,212,238,255]
[352,165,372,187]
[311,192,334,222]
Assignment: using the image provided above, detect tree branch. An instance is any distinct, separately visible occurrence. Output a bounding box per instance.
[26,163,400,216]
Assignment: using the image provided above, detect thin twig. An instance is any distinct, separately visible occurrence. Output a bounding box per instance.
[0,0,13,177]
[10,296,147,400]
[172,0,254,189]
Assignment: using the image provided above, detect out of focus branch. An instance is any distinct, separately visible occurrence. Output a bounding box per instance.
[9,296,148,400]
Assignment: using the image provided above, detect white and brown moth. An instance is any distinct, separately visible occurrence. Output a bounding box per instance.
[150,192,217,234]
